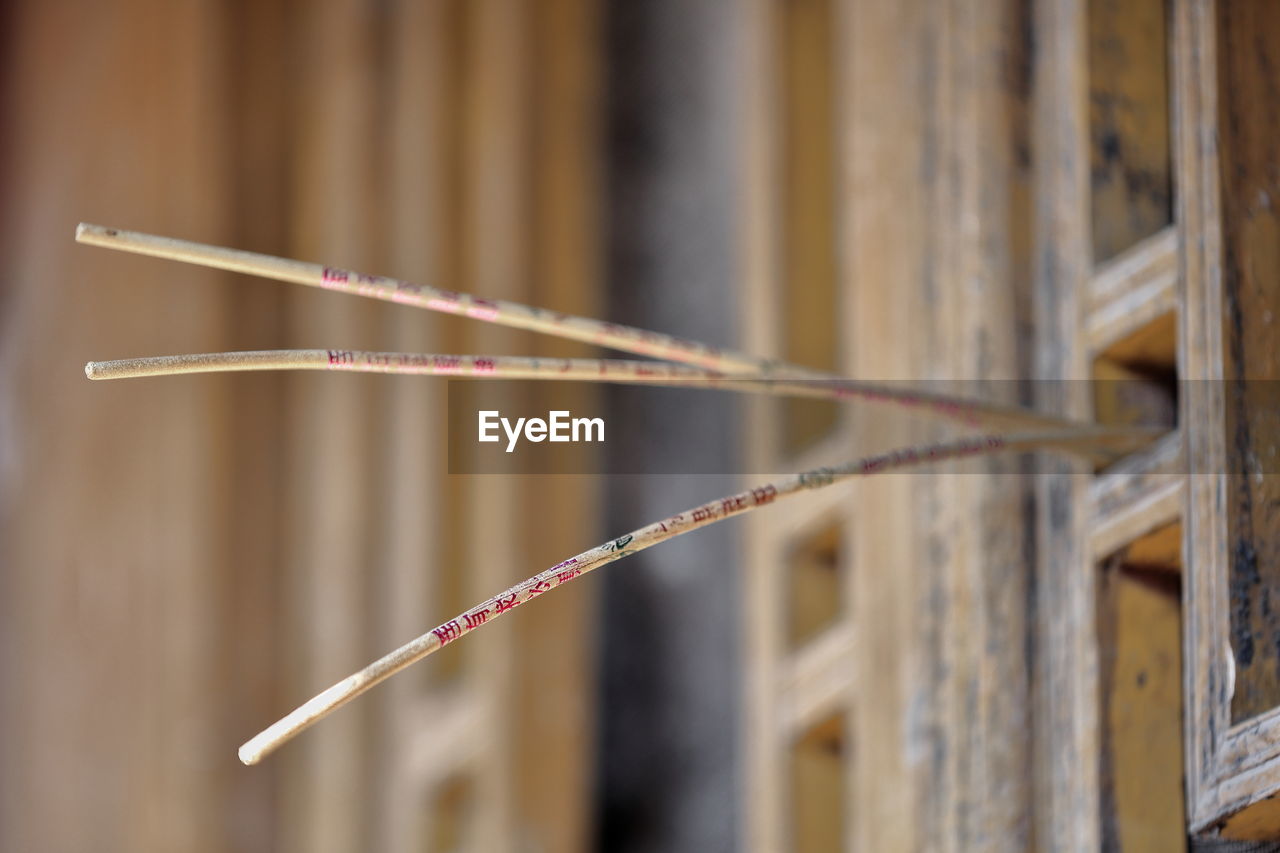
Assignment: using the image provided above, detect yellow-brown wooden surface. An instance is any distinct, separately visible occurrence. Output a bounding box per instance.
[1088,0,1173,264]
[0,3,597,851]
[1097,525,1186,852]
[1220,793,1280,841]
[790,712,848,853]
[779,0,841,454]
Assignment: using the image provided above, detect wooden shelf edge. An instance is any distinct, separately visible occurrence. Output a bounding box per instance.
[776,621,856,736]
[1086,226,1179,356]
[1090,430,1184,560]
[1192,742,1280,837]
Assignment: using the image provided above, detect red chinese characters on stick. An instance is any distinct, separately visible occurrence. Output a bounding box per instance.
[431,620,464,646]
[462,609,490,630]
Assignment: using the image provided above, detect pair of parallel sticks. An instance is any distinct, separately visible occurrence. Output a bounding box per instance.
[77,223,1155,765]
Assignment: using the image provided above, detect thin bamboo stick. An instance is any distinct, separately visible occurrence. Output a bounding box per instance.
[75,226,1167,767]
[85,349,1159,456]
[77,223,1161,446]
[237,429,1117,764]
[76,223,779,374]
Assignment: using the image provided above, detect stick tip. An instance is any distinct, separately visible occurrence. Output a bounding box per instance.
[84,361,99,380]
[75,223,116,244]
[237,743,261,766]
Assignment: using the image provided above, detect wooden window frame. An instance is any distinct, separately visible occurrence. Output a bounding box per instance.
[1041,0,1280,838]
[740,0,1280,847]
[1179,0,1280,836]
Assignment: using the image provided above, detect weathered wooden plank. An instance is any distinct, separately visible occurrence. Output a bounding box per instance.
[1031,0,1100,848]
[1172,0,1231,833]
[1182,0,1280,834]
[1216,0,1280,727]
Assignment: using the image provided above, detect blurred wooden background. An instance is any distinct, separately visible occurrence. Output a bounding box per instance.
[4,1,1265,851]
[0,2,599,851]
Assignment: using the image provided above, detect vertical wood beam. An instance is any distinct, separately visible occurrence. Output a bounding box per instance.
[1174,0,1230,831]
[926,2,1036,848]
[1030,0,1099,849]
[515,0,601,850]
[281,3,383,851]
[740,0,786,848]
[846,0,925,848]
[370,1,448,849]
[217,2,294,848]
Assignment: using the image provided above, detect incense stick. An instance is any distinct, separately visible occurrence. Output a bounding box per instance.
[85,349,1159,456]
[76,224,1156,444]
[76,223,781,375]
[75,225,1162,765]
[238,429,1108,764]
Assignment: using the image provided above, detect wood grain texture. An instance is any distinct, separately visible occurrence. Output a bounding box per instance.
[1032,0,1100,849]
[744,0,1040,849]
[1216,0,1280,726]
[1173,0,1230,834]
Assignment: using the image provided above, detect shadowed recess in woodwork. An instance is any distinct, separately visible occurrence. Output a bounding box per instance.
[790,711,848,853]
[1097,522,1185,853]
[787,519,845,650]
[1092,309,1178,471]
[778,0,840,455]
[1088,0,1173,265]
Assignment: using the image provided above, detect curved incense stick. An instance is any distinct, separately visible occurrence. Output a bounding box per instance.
[75,225,1162,765]
[76,223,782,374]
[85,349,1158,457]
[238,429,1112,764]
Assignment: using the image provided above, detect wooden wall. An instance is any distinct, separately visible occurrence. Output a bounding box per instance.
[6,1,1273,850]
[0,2,598,851]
